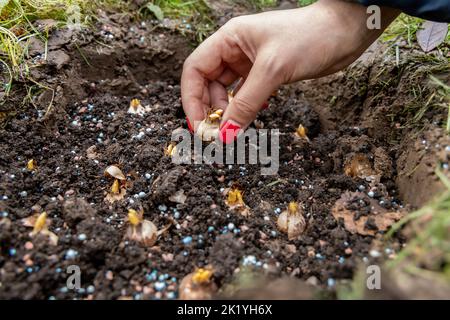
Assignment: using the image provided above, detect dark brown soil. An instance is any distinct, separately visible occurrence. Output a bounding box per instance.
[0,7,449,300]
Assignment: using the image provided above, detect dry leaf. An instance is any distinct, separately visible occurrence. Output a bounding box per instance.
[331,192,405,236]
[126,219,158,246]
[105,179,127,203]
[417,21,448,52]
[197,109,223,142]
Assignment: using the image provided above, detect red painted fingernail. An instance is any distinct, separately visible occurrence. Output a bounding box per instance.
[186,117,193,133]
[219,121,241,144]
[261,102,269,110]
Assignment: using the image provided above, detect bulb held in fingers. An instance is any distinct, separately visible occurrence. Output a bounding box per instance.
[196,108,223,142]
[295,124,309,141]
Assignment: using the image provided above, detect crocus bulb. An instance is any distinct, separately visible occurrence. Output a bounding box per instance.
[165,142,177,157]
[225,187,251,217]
[32,211,47,235]
[196,109,223,142]
[128,208,142,226]
[277,201,306,240]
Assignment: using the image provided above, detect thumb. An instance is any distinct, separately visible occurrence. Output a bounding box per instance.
[219,58,280,144]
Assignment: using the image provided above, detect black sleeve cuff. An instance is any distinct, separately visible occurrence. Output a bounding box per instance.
[358,0,450,22]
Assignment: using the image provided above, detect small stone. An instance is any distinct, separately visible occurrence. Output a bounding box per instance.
[138,192,146,198]
[78,234,87,241]
[87,285,95,294]
[154,282,165,291]
[19,191,28,197]
[344,248,353,255]
[182,236,192,245]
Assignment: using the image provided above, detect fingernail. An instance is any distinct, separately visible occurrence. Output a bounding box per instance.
[186,117,193,133]
[261,102,269,110]
[219,121,241,144]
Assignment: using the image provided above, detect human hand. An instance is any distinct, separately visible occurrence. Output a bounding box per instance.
[181,0,399,143]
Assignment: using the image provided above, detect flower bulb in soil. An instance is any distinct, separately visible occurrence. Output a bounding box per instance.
[225,187,251,217]
[196,109,223,142]
[179,268,217,300]
[277,201,306,240]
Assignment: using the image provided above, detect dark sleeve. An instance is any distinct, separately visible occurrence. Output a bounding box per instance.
[358,0,450,22]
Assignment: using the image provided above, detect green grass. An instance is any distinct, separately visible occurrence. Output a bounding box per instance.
[141,0,214,42]
[337,169,450,299]
[0,0,215,96]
